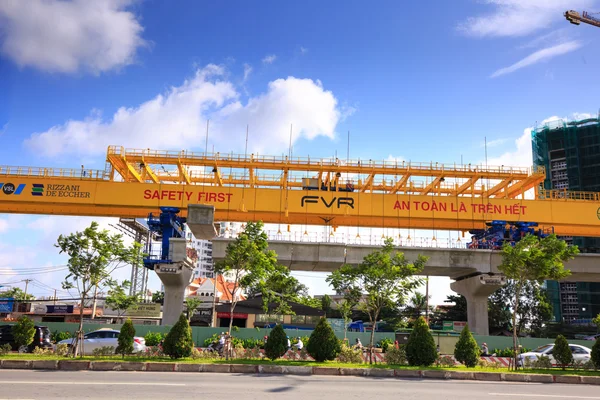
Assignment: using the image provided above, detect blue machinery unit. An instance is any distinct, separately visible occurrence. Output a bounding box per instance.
[143,207,186,269]
[467,220,553,250]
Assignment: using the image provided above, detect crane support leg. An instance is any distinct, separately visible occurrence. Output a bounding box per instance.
[450,274,506,335]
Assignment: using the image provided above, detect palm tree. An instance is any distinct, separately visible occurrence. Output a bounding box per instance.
[403,293,433,320]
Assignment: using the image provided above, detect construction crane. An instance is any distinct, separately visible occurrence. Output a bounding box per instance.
[565,10,600,28]
[2,145,600,237]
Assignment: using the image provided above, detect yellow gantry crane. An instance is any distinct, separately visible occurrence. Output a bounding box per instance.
[565,10,600,28]
[2,145,600,237]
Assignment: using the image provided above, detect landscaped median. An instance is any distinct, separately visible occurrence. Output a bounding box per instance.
[1,357,600,386]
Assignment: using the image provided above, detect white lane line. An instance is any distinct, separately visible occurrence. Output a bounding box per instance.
[489,393,600,399]
[0,381,185,386]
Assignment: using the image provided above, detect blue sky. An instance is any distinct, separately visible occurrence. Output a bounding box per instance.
[1,0,600,303]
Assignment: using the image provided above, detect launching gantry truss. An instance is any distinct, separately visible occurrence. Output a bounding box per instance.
[3,145,600,237]
[106,145,545,199]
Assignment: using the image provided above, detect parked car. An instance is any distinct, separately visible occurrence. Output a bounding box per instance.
[517,343,592,367]
[0,324,53,353]
[582,333,600,341]
[57,328,146,355]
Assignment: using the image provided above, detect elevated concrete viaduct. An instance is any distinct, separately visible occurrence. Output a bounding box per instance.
[209,238,600,335]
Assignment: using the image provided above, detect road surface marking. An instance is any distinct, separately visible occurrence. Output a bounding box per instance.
[490,393,600,399]
[0,381,186,386]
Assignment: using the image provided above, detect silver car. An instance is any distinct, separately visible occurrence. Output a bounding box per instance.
[58,328,146,355]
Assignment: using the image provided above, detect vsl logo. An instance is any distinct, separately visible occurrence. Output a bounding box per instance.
[0,183,25,195]
[301,195,355,209]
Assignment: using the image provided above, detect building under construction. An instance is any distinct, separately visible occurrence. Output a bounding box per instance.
[532,115,600,323]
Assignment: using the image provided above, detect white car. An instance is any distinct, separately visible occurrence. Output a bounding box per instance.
[517,343,592,367]
[58,329,146,355]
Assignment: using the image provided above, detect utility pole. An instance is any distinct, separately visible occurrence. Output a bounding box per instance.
[53,289,57,305]
[425,276,430,324]
[23,279,32,298]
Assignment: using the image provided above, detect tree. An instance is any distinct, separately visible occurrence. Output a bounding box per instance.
[454,324,480,367]
[116,318,135,358]
[152,291,164,305]
[185,297,203,322]
[592,338,600,370]
[297,296,322,309]
[0,287,35,301]
[105,280,140,322]
[338,299,353,341]
[327,238,427,363]
[307,318,340,362]
[488,280,553,336]
[405,316,437,366]
[56,222,140,357]
[214,221,279,336]
[498,234,578,369]
[553,334,573,370]
[162,313,194,359]
[321,294,332,315]
[264,324,287,360]
[12,315,35,351]
[403,292,433,321]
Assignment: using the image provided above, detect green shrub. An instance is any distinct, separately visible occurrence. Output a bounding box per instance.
[0,343,12,355]
[12,316,35,350]
[529,355,552,370]
[307,318,341,362]
[163,313,194,359]
[337,344,363,364]
[55,344,69,357]
[453,324,480,368]
[241,338,263,349]
[92,346,116,356]
[116,318,136,358]
[405,316,437,366]
[377,338,393,353]
[191,347,217,360]
[51,331,72,343]
[477,359,501,369]
[553,335,573,370]
[436,355,456,368]
[264,324,287,360]
[32,347,53,355]
[385,346,407,365]
[592,339,600,370]
[144,332,164,347]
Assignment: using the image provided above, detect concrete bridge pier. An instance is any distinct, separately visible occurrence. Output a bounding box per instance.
[450,274,506,335]
[155,238,195,326]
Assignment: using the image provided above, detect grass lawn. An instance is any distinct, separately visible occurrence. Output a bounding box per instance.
[1,353,599,376]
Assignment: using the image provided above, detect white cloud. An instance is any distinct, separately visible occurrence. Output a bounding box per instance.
[243,63,253,82]
[300,47,309,54]
[458,0,595,38]
[482,138,507,148]
[0,219,8,234]
[25,65,349,157]
[490,41,582,78]
[0,0,146,74]
[262,54,277,65]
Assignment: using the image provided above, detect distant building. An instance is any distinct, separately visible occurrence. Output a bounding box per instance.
[184,225,214,279]
[532,116,600,323]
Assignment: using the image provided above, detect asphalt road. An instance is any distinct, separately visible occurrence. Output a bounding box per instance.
[0,370,599,400]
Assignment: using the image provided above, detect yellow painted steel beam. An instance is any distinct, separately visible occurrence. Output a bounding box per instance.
[177,161,191,185]
[142,159,159,184]
[452,176,479,196]
[390,174,411,194]
[422,176,443,196]
[360,173,374,193]
[3,176,600,237]
[107,146,536,181]
[483,178,512,198]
